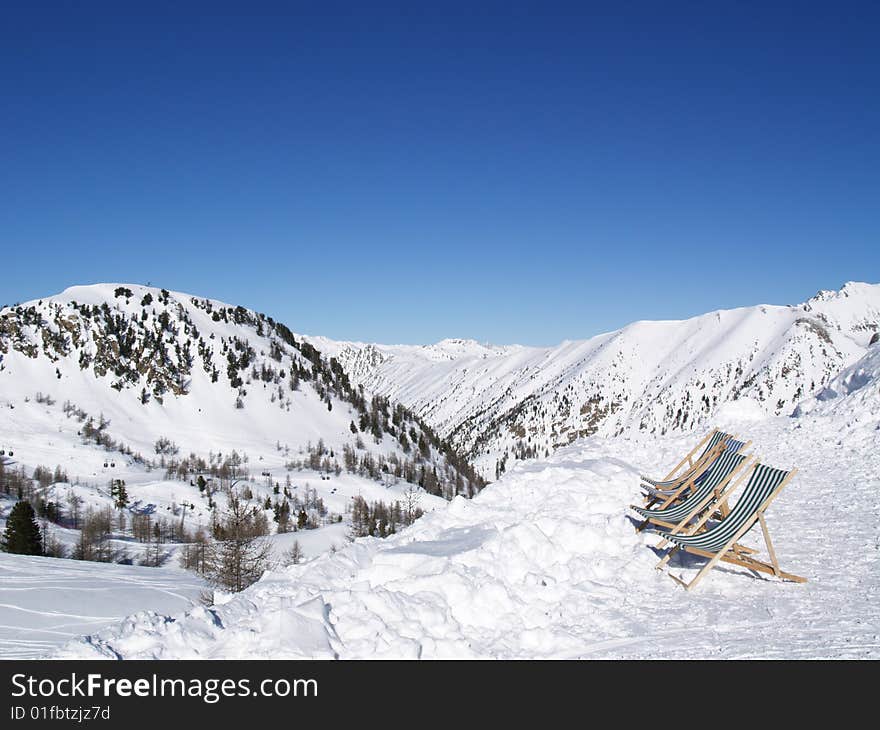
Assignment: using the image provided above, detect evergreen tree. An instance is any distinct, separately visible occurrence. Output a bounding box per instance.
[2,501,44,555]
[110,479,129,509]
[205,494,272,592]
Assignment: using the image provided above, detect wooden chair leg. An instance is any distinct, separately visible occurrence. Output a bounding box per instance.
[758,512,780,577]
[682,547,729,591]
[656,545,679,570]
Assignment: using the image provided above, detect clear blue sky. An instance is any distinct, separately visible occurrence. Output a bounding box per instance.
[2,2,878,345]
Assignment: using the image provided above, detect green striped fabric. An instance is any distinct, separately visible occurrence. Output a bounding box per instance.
[658,464,790,554]
[642,463,700,490]
[641,431,738,492]
[701,430,730,457]
[632,451,747,524]
[722,438,745,455]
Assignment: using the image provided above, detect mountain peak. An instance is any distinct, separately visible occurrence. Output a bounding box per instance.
[807,280,880,304]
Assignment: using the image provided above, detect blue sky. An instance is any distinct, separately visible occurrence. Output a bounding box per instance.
[2,2,878,345]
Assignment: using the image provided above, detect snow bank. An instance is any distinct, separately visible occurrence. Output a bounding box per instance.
[55,411,880,658]
[55,452,658,658]
[713,397,770,425]
[794,343,880,420]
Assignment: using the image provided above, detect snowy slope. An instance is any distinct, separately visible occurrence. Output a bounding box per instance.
[0,553,205,659]
[793,342,880,422]
[0,284,480,496]
[54,402,880,660]
[312,282,880,477]
[0,284,482,571]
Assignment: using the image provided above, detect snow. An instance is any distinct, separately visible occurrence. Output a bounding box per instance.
[3,281,878,659]
[54,402,880,659]
[713,397,769,424]
[0,553,205,659]
[794,343,880,419]
[0,282,453,566]
[312,282,880,478]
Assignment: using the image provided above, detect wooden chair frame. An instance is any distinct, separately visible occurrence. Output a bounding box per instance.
[634,451,753,533]
[641,435,750,509]
[659,429,718,482]
[654,464,806,591]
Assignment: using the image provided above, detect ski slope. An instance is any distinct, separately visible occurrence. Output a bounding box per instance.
[54,379,880,659]
[0,553,206,659]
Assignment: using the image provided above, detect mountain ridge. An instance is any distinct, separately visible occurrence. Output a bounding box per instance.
[304,281,880,477]
[4,281,879,481]
[0,282,484,498]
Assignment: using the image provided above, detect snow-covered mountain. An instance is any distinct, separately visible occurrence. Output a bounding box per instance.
[793,340,880,419]
[311,282,880,477]
[0,283,485,586]
[4,280,879,660]
[0,283,482,497]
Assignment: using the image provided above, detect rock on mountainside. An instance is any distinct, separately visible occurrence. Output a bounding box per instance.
[310,282,880,477]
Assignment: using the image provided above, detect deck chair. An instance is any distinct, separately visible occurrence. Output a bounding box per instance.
[630,450,751,533]
[642,437,750,510]
[640,429,743,493]
[641,428,727,486]
[654,462,806,591]
[641,436,750,508]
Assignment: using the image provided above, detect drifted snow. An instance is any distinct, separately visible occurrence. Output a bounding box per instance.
[794,343,880,419]
[55,410,880,659]
[712,397,769,424]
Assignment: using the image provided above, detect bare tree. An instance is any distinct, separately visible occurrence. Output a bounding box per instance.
[66,490,83,529]
[402,485,422,525]
[179,527,210,574]
[283,539,304,566]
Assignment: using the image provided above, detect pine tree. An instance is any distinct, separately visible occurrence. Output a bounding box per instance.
[110,479,129,509]
[2,501,44,555]
[205,494,272,592]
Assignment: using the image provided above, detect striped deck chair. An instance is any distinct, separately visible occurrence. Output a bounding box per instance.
[630,450,751,533]
[654,462,806,591]
[640,428,728,487]
[640,429,742,494]
[641,436,750,508]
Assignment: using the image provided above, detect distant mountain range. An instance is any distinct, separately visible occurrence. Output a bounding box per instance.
[309,282,880,476]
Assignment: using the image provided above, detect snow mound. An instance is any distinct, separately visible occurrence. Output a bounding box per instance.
[53,416,880,659]
[713,397,770,425]
[793,344,880,421]
[56,450,658,659]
